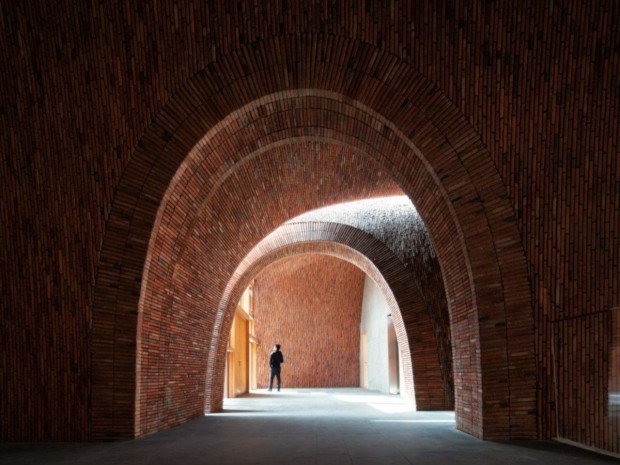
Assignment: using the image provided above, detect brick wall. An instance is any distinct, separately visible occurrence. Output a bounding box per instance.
[253,254,364,389]
[1,0,618,452]
[553,312,611,448]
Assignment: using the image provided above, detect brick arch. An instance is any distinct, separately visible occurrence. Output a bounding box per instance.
[136,142,399,437]
[211,221,454,413]
[92,36,534,440]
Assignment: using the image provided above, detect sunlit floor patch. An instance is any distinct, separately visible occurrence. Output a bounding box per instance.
[218,387,450,420]
[333,392,416,413]
[373,419,455,423]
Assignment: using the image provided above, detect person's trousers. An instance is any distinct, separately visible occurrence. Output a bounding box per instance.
[269,366,281,390]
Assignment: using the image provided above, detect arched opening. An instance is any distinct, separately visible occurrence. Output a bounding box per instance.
[213,198,453,413]
[91,38,534,441]
[222,252,426,404]
[214,230,418,409]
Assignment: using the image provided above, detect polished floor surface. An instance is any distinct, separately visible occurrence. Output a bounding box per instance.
[1,388,617,465]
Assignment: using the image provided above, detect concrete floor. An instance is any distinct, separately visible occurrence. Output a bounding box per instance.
[1,388,617,465]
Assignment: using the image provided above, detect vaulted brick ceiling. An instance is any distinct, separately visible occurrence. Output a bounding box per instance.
[3,1,616,452]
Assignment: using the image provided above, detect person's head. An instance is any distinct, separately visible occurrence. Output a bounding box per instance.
[275,344,281,351]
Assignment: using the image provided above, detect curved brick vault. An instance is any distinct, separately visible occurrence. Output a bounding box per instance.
[211,221,454,416]
[91,38,535,441]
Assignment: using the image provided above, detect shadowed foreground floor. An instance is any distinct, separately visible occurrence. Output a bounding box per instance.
[1,388,617,465]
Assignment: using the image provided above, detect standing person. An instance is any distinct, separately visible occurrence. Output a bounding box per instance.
[268,344,284,391]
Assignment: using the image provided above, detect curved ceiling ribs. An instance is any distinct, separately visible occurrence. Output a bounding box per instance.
[92,36,535,441]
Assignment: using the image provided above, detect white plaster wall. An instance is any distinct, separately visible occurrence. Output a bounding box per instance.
[359,275,391,393]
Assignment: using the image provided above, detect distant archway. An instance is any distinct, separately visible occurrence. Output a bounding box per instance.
[211,221,454,412]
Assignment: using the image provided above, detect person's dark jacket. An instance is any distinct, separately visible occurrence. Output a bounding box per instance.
[269,349,284,368]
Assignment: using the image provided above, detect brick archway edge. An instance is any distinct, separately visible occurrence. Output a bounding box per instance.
[91,35,535,441]
[209,221,451,413]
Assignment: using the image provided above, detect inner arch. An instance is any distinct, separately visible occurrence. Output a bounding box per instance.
[213,223,439,410]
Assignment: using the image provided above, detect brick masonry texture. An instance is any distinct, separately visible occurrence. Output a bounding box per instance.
[0,0,618,454]
[252,254,365,389]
